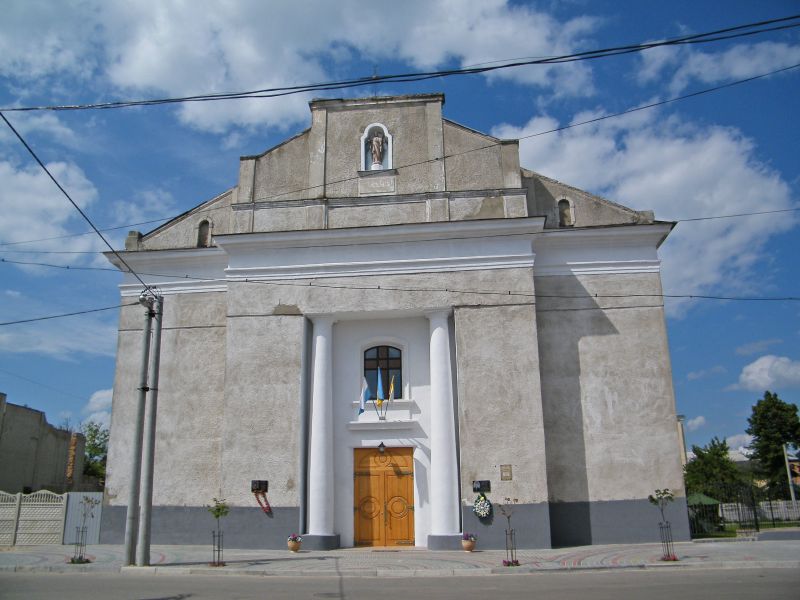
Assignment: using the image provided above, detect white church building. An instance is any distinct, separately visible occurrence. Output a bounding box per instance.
[102,94,689,549]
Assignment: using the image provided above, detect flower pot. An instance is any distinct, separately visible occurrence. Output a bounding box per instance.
[461,539,476,552]
[287,540,301,553]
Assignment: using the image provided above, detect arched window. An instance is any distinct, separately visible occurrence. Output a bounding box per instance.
[363,345,402,400]
[558,199,574,227]
[197,220,211,247]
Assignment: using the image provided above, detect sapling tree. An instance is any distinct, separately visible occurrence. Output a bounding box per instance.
[648,488,675,523]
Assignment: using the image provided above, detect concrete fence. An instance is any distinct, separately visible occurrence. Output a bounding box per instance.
[0,490,102,545]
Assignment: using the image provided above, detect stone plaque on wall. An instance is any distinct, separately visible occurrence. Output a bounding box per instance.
[500,464,513,481]
[358,173,396,196]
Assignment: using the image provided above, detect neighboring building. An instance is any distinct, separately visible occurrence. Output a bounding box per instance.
[103,94,688,549]
[0,392,86,493]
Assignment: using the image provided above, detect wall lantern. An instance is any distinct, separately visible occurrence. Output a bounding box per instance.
[378,442,386,454]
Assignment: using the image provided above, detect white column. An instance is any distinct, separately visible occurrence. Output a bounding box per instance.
[428,310,460,535]
[307,316,335,535]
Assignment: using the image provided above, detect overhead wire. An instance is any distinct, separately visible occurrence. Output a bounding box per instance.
[1,60,797,251]
[0,302,138,326]
[0,14,798,113]
[2,257,798,310]
[0,112,156,296]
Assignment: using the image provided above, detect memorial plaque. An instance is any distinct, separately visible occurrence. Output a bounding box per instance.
[500,464,512,481]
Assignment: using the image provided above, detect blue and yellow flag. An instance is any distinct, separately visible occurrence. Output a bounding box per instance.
[376,366,384,408]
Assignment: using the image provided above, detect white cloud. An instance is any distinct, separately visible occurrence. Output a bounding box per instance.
[1,1,599,134]
[735,338,783,356]
[637,41,800,94]
[733,355,800,391]
[687,366,726,381]
[686,415,706,431]
[0,159,104,268]
[0,0,100,81]
[82,388,112,428]
[726,433,753,460]
[492,109,797,315]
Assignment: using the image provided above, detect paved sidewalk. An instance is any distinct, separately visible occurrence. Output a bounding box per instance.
[2,539,799,577]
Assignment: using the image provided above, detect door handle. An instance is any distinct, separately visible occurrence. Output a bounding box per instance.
[384,501,388,525]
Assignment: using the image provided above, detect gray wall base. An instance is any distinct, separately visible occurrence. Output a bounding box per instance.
[461,502,552,549]
[549,497,691,547]
[302,534,340,550]
[100,505,300,549]
[427,534,462,550]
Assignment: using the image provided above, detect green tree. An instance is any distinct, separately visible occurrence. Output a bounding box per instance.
[81,421,109,484]
[684,437,744,490]
[746,391,800,489]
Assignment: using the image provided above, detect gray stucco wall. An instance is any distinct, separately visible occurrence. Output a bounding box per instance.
[220,312,305,508]
[106,292,228,507]
[523,171,646,229]
[443,121,510,192]
[140,190,234,250]
[322,99,444,198]
[534,272,688,545]
[454,303,550,512]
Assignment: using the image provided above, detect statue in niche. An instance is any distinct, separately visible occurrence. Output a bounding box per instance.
[369,129,385,169]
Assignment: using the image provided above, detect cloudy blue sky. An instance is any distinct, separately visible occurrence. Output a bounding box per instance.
[1,1,798,456]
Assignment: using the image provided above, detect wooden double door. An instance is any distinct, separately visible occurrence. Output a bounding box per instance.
[354,447,415,547]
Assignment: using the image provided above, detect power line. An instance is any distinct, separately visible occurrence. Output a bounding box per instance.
[0,207,800,260]
[0,367,88,402]
[157,62,800,207]
[1,15,798,113]
[0,302,137,326]
[0,112,155,296]
[1,60,796,250]
[0,218,171,247]
[2,256,798,306]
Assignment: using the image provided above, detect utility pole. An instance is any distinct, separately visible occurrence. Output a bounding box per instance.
[123,292,155,566]
[136,295,163,566]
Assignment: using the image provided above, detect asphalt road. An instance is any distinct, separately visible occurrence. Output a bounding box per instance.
[1,568,798,599]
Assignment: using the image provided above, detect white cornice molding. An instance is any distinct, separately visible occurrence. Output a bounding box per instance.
[105,220,670,294]
[215,218,543,281]
[533,224,669,276]
[105,247,228,297]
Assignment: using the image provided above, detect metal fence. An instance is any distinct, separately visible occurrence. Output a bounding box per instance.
[687,482,800,537]
[63,492,103,545]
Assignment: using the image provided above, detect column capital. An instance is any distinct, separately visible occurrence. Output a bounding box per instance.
[425,308,452,323]
[310,315,336,328]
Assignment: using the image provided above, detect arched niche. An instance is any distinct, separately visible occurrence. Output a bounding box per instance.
[360,123,393,171]
[558,198,575,227]
[197,219,212,247]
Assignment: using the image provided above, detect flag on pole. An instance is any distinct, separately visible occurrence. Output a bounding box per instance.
[376,366,384,408]
[388,375,395,403]
[358,377,369,414]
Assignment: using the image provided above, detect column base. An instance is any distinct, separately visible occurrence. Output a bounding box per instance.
[427,534,462,550]
[302,534,340,550]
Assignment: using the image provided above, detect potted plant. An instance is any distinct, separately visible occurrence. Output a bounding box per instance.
[287,533,302,552]
[461,532,477,552]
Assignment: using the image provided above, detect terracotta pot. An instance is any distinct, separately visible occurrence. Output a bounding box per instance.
[288,540,301,553]
[461,539,476,552]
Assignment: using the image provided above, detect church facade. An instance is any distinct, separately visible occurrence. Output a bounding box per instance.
[102,94,689,549]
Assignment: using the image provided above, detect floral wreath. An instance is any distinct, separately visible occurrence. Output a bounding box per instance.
[472,493,492,519]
